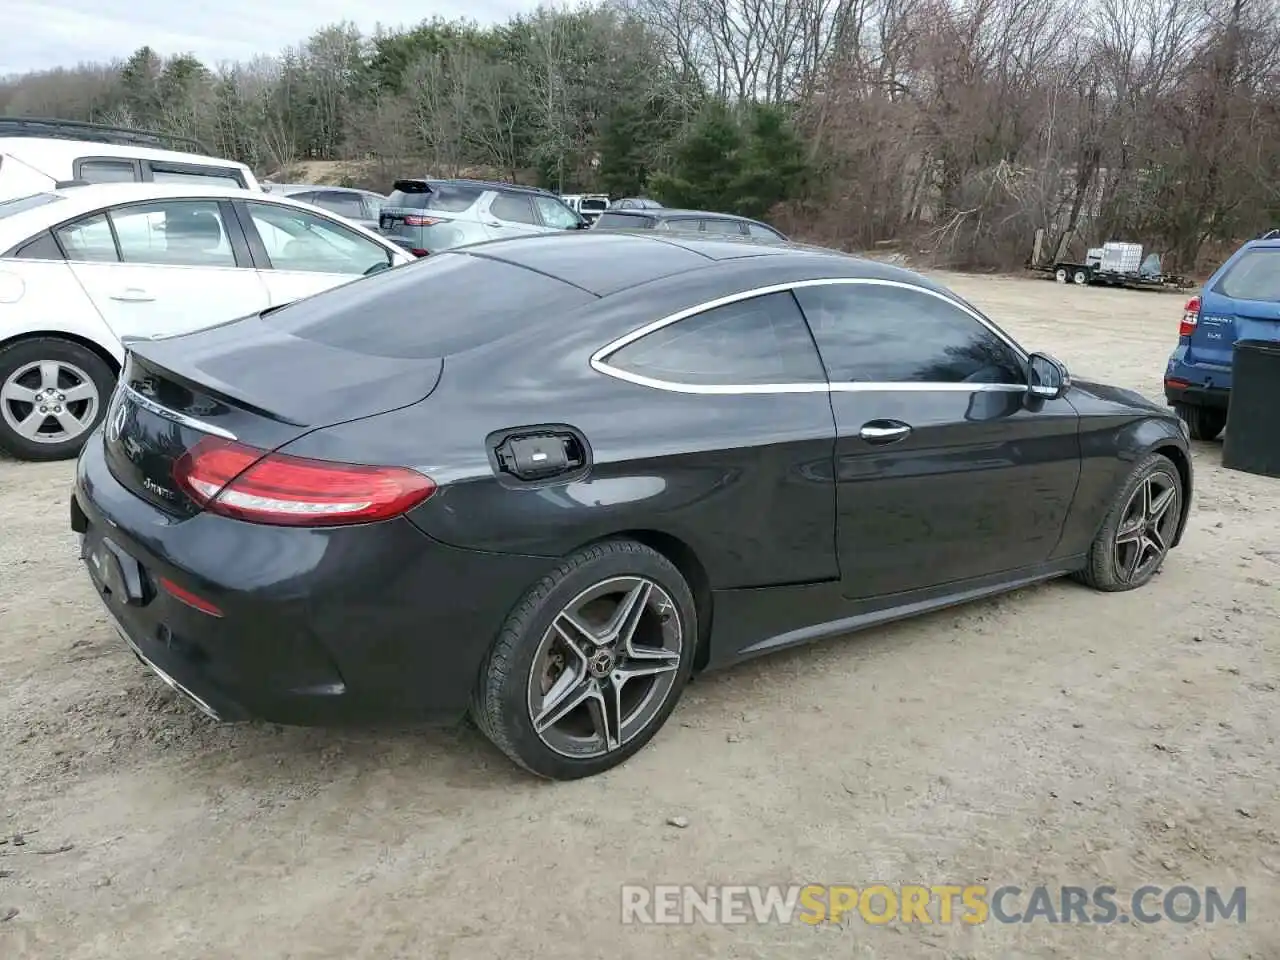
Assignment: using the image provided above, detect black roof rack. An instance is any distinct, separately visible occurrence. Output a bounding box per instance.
[395,176,556,197]
[0,118,211,155]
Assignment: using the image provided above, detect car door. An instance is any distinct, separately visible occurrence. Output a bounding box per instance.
[58,198,269,341]
[236,199,397,305]
[592,289,839,588]
[792,279,1081,600]
[480,192,547,240]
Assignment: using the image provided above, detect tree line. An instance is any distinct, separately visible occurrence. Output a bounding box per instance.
[1,0,1276,272]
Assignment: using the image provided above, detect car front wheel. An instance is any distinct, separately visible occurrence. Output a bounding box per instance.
[471,539,697,779]
[1075,452,1183,592]
[0,337,115,461]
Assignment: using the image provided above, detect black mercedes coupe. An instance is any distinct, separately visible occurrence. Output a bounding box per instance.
[71,231,1193,779]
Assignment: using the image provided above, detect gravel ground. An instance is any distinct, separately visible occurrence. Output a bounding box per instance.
[1,273,1278,959]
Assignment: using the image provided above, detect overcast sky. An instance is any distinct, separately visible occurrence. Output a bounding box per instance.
[2,0,537,76]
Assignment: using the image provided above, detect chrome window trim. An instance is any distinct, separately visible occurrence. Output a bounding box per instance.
[590,276,1031,396]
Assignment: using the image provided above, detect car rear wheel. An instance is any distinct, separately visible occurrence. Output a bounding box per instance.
[1075,452,1182,592]
[471,539,697,779]
[1175,403,1226,441]
[0,337,115,462]
[1054,267,1069,283]
[1072,268,1090,285]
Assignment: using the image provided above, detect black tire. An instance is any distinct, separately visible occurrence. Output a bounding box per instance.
[470,539,697,780]
[0,337,116,462]
[1075,452,1183,592]
[1072,268,1090,285]
[1175,403,1226,442]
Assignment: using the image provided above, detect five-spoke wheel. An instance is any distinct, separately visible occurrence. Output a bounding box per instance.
[472,540,696,779]
[0,338,115,461]
[1077,452,1183,592]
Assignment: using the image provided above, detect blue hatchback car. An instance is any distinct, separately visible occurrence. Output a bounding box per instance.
[1165,238,1280,439]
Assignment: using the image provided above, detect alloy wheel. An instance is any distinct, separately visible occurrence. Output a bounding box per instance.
[527,575,683,759]
[1113,471,1179,584]
[0,360,100,445]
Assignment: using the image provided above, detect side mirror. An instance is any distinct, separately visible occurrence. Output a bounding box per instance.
[1027,352,1070,400]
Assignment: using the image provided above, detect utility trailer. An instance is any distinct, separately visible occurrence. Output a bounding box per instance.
[1025,231,1192,290]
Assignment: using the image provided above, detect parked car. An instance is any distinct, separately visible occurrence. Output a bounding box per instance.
[378,178,587,256]
[71,230,1191,780]
[611,197,663,210]
[0,182,412,460]
[0,117,258,201]
[592,207,788,242]
[260,183,385,232]
[560,193,611,224]
[1165,236,1280,439]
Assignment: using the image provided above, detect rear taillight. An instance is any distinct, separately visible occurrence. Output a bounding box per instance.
[402,215,442,227]
[1179,295,1201,337]
[409,248,430,257]
[173,437,435,527]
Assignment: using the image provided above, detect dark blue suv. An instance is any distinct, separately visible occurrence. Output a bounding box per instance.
[1165,238,1280,439]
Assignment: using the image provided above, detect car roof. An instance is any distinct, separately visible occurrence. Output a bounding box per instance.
[449,231,935,298]
[0,183,387,246]
[0,136,252,173]
[392,177,558,197]
[264,183,381,197]
[602,207,766,225]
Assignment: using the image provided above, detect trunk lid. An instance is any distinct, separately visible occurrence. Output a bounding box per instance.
[1190,247,1280,368]
[104,313,443,516]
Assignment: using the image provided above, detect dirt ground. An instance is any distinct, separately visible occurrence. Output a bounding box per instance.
[2,273,1278,959]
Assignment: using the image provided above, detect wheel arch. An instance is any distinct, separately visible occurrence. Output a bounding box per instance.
[1151,441,1193,548]
[0,329,123,375]
[580,529,715,672]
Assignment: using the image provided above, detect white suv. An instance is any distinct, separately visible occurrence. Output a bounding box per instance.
[0,118,258,202]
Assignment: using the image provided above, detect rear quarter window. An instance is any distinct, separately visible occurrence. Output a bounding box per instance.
[1216,248,1280,301]
[266,251,595,359]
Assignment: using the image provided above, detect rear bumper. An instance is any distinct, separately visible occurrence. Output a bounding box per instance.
[1165,382,1229,410]
[72,431,555,727]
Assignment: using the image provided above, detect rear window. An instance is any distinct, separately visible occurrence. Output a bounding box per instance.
[1217,248,1280,301]
[595,212,654,230]
[387,182,481,213]
[0,193,62,219]
[580,198,609,212]
[266,251,595,359]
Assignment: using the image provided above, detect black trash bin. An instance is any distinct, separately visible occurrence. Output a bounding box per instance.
[1222,339,1280,478]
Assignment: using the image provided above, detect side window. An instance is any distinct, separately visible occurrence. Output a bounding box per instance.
[663,219,701,234]
[245,202,390,275]
[361,195,384,221]
[7,231,64,260]
[110,200,237,268]
[603,291,826,386]
[532,195,580,230]
[314,192,367,221]
[75,159,138,183]
[702,219,744,236]
[287,191,319,205]
[490,193,538,225]
[54,213,118,262]
[748,223,783,241]
[793,283,1026,385]
[148,164,246,188]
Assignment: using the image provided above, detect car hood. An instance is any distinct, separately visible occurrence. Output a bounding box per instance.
[1070,377,1168,415]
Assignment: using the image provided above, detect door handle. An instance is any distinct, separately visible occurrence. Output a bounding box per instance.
[483,220,502,227]
[110,288,155,303]
[859,421,912,444]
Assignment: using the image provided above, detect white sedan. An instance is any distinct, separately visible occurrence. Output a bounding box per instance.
[0,182,414,460]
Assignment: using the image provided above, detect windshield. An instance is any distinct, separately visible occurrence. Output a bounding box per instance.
[0,193,62,219]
